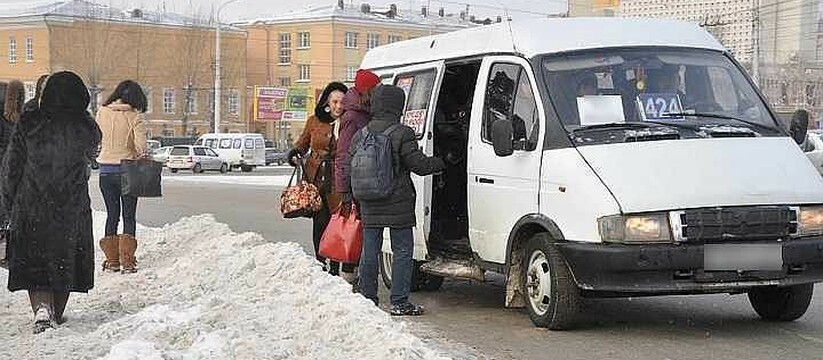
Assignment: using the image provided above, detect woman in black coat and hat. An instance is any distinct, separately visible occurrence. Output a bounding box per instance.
[0,71,101,333]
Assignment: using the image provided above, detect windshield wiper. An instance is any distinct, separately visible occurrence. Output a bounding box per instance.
[571,121,693,134]
[661,112,782,133]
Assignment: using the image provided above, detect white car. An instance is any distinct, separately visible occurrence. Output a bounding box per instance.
[166,145,228,173]
[152,146,173,165]
[803,131,823,175]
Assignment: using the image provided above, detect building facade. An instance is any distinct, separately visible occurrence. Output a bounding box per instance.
[240,2,469,147]
[0,0,247,139]
[569,0,621,17]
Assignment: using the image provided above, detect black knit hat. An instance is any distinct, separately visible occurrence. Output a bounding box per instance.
[314,81,348,123]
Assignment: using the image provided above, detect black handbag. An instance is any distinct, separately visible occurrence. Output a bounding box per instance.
[121,158,163,197]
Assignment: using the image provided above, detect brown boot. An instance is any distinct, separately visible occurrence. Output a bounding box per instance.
[99,236,120,272]
[119,234,138,273]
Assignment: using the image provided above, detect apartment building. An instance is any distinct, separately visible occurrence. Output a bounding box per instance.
[0,0,247,138]
[239,1,470,145]
[569,0,622,17]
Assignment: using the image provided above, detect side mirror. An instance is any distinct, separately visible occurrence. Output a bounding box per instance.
[790,109,809,145]
[491,119,514,157]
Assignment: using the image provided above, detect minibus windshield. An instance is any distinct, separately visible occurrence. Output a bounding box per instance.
[541,48,781,139]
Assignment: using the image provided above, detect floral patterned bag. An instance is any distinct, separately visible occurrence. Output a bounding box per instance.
[280,164,322,219]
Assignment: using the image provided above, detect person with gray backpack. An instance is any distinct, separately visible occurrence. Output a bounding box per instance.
[349,85,445,316]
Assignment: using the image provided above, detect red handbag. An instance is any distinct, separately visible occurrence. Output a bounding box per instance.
[319,205,363,264]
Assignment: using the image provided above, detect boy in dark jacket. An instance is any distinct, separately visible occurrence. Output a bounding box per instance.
[351,85,445,316]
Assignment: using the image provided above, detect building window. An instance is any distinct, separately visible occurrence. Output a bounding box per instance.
[387,35,402,44]
[344,32,358,49]
[367,33,380,49]
[346,66,357,82]
[279,33,291,64]
[8,37,17,63]
[279,77,291,86]
[298,64,311,81]
[163,88,175,114]
[298,32,310,48]
[228,89,240,115]
[142,86,152,113]
[25,37,32,62]
[24,82,34,101]
[184,88,197,114]
[162,128,175,137]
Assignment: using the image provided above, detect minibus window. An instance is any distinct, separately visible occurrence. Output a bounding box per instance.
[482,63,540,151]
[540,48,779,144]
[233,139,242,149]
[255,139,265,149]
[219,139,232,149]
[205,139,215,148]
[395,70,436,138]
[245,139,254,149]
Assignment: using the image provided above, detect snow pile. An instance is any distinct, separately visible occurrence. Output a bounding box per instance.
[0,213,452,360]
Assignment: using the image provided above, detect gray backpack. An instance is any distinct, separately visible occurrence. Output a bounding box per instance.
[350,124,402,201]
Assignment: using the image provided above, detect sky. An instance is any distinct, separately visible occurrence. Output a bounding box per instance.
[0,0,568,22]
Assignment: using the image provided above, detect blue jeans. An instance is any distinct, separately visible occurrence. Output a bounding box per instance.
[359,227,414,307]
[99,173,138,236]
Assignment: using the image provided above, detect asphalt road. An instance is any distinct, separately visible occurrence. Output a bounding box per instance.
[88,168,823,360]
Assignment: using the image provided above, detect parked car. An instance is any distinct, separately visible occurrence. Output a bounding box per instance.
[803,130,823,175]
[265,148,286,166]
[166,145,228,173]
[152,146,173,165]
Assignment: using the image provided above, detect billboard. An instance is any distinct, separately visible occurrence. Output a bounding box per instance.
[253,86,313,121]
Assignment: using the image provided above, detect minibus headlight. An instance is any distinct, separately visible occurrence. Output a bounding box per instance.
[799,206,823,235]
[598,213,672,244]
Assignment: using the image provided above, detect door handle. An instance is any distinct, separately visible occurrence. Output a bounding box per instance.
[477,177,495,184]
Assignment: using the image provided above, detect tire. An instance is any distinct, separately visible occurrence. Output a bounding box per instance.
[193,163,203,173]
[379,252,444,292]
[170,168,178,173]
[522,233,581,330]
[241,165,253,172]
[219,163,228,174]
[748,284,813,322]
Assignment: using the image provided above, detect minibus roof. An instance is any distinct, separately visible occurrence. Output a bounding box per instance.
[361,17,725,70]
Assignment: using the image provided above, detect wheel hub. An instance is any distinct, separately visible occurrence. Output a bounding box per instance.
[526,250,552,316]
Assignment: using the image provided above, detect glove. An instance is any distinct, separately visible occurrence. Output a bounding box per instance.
[286,148,301,167]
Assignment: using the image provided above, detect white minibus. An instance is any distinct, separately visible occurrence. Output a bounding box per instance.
[195,133,265,172]
[361,17,823,329]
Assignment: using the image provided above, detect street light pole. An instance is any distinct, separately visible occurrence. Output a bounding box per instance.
[214,0,241,134]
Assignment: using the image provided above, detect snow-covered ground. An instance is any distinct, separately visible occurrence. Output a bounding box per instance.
[0,212,465,360]
[163,175,292,188]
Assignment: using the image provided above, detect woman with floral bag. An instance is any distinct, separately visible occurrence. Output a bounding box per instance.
[286,82,355,280]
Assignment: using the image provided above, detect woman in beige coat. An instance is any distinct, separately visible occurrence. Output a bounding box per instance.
[95,80,147,273]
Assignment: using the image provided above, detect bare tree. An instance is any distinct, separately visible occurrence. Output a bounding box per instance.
[177,2,213,136]
[71,0,118,113]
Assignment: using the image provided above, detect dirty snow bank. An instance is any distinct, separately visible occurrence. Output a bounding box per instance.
[0,212,453,360]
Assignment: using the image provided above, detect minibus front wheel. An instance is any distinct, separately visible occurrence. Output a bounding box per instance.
[748,284,813,322]
[522,233,581,330]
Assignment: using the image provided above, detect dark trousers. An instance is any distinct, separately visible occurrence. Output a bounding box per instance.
[359,227,414,306]
[99,173,138,237]
[312,198,356,275]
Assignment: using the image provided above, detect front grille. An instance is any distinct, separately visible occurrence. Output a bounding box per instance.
[679,206,797,242]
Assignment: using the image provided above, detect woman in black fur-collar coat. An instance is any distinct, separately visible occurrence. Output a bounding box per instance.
[0,71,101,333]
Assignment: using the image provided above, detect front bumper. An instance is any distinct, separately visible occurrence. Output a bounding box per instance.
[557,237,823,297]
